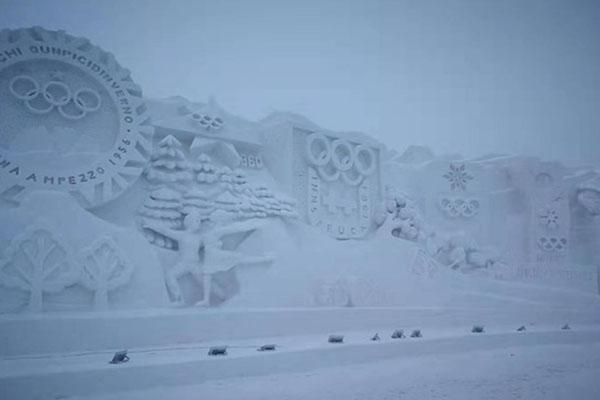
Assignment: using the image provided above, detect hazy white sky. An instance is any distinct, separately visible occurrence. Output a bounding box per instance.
[1,0,599,166]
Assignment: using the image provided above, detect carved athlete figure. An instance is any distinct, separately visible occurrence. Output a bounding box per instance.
[143,210,273,306]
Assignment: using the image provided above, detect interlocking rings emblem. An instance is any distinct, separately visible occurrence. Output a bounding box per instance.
[305,133,376,186]
[439,197,480,218]
[189,112,224,131]
[537,237,568,252]
[9,74,102,120]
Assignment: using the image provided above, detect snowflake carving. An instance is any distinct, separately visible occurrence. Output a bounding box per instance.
[443,164,473,191]
[538,207,559,229]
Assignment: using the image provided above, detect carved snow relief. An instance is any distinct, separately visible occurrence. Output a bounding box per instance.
[304,133,379,239]
[9,74,102,120]
[0,27,152,207]
[138,134,296,305]
[438,197,480,219]
[538,206,560,229]
[443,163,473,191]
[79,237,133,311]
[188,112,224,131]
[0,225,77,312]
[537,237,568,253]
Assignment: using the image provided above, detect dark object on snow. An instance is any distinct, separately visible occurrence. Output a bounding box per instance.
[517,326,526,332]
[208,346,228,356]
[410,329,422,338]
[328,335,344,343]
[561,324,571,330]
[109,350,129,364]
[371,333,380,341]
[258,344,276,352]
[471,325,485,333]
[391,329,405,339]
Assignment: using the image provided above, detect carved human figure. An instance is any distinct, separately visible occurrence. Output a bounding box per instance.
[143,210,273,306]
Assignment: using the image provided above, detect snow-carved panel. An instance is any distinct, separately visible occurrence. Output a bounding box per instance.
[531,193,570,264]
[78,237,134,311]
[438,197,480,219]
[300,132,380,239]
[0,27,152,208]
[0,225,77,312]
[137,136,296,306]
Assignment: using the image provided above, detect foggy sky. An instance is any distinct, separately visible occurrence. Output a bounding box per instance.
[1,0,599,166]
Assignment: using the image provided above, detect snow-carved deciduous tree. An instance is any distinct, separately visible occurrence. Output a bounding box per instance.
[0,227,77,312]
[145,135,192,185]
[79,237,134,311]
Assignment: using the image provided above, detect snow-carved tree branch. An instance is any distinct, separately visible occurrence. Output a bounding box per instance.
[79,237,133,311]
[0,227,77,312]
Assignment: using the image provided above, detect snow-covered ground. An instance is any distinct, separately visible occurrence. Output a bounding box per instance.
[2,304,600,399]
[81,340,600,400]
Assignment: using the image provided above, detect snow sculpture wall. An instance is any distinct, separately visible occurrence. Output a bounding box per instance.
[137,101,298,306]
[262,116,383,239]
[383,150,599,292]
[0,27,152,208]
[0,191,167,312]
[0,27,167,313]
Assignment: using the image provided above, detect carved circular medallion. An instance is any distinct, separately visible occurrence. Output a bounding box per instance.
[0,27,153,208]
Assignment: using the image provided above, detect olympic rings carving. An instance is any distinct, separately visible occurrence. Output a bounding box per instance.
[306,134,331,166]
[317,163,340,182]
[439,197,480,218]
[537,237,568,253]
[305,133,377,186]
[331,139,353,171]
[9,74,102,120]
[189,112,224,131]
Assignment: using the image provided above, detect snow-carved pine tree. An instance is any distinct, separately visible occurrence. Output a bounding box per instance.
[251,186,297,218]
[192,153,221,198]
[0,227,77,312]
[139,137,298,306]
[139,187,183,229]
[182,188,215,221]
[194,153,219,184]
[145,135,192,186]
[79,237,133,311]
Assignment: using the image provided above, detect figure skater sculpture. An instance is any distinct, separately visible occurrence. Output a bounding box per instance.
[143,210,273,306]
